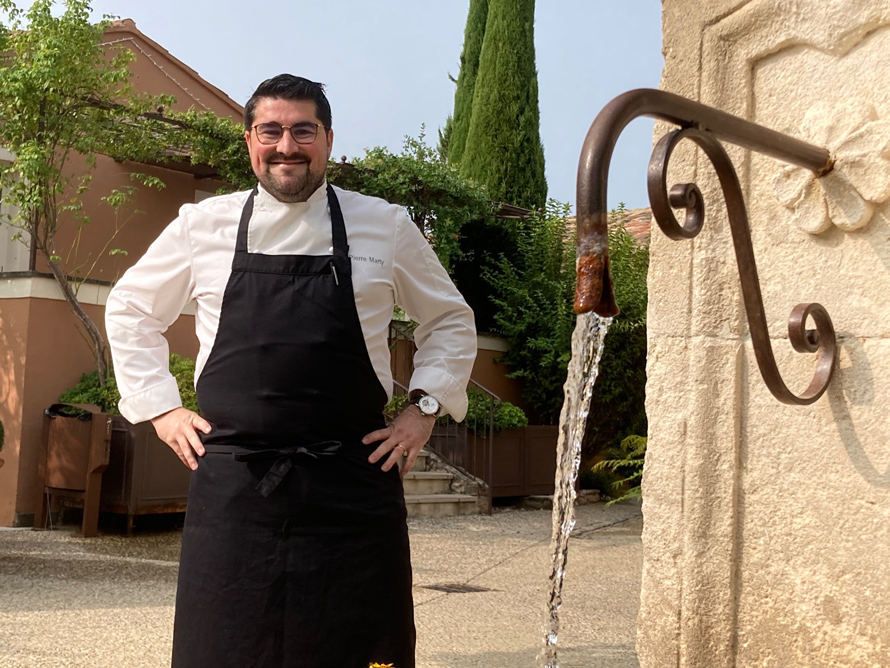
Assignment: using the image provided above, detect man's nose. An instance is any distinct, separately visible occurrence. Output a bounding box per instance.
[276,128,300,152]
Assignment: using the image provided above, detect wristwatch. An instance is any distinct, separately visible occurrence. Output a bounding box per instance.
[409,393,440,418]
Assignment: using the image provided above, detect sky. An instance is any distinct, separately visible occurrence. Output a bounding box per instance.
[85,0,664,211]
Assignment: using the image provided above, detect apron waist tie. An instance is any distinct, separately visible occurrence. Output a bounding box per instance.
[204,441,342,497]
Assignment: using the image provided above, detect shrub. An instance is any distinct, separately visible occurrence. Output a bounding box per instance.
[58,371,119,414]
[483,200,576,423]
[484,201,649,458]
[60,354,198,415]
[384,387,527,436]
[494,402,529,433]
[168,355,199,414]
[464,386,528,436]
[383,393,410,421]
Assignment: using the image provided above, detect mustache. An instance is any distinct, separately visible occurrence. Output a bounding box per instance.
[268,150,310,162]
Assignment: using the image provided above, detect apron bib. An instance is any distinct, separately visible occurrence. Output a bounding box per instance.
[171,185,415,668]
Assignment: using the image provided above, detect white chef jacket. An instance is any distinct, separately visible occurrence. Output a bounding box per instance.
[105,182,477,424]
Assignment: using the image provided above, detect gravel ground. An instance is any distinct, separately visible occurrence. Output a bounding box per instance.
[0,501,642,668]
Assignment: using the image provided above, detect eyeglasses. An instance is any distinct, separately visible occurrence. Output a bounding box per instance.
[252,121,325,145]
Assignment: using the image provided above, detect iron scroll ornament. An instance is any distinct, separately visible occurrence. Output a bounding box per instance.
[575,89,838,406]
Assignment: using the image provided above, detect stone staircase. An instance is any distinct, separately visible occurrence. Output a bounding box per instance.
[401,449,482,518]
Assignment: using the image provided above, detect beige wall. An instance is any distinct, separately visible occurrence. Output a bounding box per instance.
[641,1,890,665]
[0,298,29,525]
[471,336,524,407]
[35,152,229,282]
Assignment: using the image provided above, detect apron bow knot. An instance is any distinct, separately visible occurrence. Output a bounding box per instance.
[205,441,342,498]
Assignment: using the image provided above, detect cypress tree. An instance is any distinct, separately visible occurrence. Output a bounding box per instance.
[437,113,453,160]
[448,0,489,165]
[460,0,547,210]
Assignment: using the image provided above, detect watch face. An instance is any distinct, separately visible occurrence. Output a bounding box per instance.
[418,395,439,415]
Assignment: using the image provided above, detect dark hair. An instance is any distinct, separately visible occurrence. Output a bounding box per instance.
[243,74,332,130]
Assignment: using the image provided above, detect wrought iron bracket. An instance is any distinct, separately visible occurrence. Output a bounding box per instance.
[576,88,837,405]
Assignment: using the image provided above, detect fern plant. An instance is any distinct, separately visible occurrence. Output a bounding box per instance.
[591,434,647,505]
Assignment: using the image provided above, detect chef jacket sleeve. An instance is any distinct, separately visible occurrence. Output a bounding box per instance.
[105,209,197,424]
[392,211,477,422]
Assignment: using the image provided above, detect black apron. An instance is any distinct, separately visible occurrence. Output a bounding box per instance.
[172,185,415,668]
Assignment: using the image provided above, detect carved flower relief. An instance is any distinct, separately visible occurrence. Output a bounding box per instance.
[772,99,890,234]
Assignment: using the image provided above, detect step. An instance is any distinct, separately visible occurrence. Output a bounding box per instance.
[397,449,431,473]
[414,449,430,469]
[404,493,480,519]
[402,471,453,495]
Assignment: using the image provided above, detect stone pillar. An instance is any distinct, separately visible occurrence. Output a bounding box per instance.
[641,1,890,665]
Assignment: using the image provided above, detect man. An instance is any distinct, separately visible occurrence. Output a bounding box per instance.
[105,74,476,668]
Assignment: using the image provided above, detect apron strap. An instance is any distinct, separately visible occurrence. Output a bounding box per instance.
[326,183,349,258]
[234,188,258,254]
[233,185,348,258]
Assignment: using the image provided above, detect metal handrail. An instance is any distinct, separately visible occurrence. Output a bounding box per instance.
[575,88,837,405]
[467,378,501,403]
[388,323,494,511]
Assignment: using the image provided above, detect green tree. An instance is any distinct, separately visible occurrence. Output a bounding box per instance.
[176,108,253,190]
[583,205,649,455]
[459,0,547,210]
[327,131,492,272]
[485,203,649,439]
[484,200,575,422]
[447,0,488,166]
[0,0,189,386]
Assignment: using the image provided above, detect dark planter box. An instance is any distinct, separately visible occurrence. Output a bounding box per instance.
[100,417,192,531]
[41,405,113,537]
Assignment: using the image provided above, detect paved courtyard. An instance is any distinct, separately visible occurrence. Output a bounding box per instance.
[0,501,642,668]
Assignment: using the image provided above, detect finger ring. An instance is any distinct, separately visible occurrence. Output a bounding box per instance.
[394,444,406,454]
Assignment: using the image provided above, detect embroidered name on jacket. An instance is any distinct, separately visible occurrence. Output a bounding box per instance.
[350,254,385,266]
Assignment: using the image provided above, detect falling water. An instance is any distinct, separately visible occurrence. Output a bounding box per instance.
[539,311,612,668]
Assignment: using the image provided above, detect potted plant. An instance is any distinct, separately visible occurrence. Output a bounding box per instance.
[44,354,198,535]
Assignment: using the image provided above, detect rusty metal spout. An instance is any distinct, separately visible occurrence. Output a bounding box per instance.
[574,215,617,316]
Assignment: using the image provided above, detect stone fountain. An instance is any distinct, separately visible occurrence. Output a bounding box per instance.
[572,1,890,665]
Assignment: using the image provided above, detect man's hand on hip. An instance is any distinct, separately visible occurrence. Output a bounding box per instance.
[364,405,435,475]
[151,408,211,470]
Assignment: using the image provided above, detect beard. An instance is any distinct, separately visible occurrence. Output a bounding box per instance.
[257,150,327,203]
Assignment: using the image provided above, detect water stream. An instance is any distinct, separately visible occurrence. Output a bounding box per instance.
[539,311,612,668]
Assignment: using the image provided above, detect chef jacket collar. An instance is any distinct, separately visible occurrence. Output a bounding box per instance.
[254,180,329,213]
